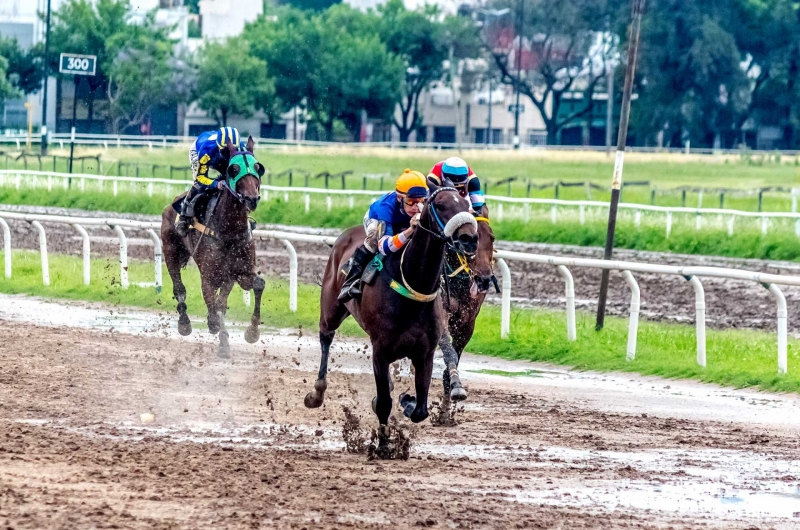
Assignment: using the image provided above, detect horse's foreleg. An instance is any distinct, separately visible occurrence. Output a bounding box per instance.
[243,274,264,344]
[401,352,433,424]
[440,334,467,402]
[372,354,393,453]
[201,277,220,335]
[304,330,334,408]
[214,281,234,359]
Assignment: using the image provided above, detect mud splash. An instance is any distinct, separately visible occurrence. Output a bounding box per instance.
[341,405,370,454]
[429,396,463,427]
[367,417,414,461]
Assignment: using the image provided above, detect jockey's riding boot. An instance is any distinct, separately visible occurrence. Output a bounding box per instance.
[174,198,192,238]
[338,244,375,303]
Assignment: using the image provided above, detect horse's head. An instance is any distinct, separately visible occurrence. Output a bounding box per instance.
[225,136,265,213]
[424,176,478,255]
[471,204,496,294]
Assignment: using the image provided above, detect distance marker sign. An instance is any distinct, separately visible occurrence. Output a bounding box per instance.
[59,53,96,76]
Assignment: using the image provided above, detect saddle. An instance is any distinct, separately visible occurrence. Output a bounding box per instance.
[172,191,220,236]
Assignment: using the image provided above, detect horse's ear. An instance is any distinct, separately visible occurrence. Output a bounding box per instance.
[427,176,440,191]
[441,176,455,187]
[246,135,255,152]
[226,139,236,153]
[227,164,240,179]
[254,162,266,178]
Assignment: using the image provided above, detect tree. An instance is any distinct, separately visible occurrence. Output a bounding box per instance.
[195,39,275,126]
[244,5,403,140]
[377,0,449,142]
[106,22,192,133]
[487,0,622,144]
[46,0,130,131]
[0,56,19,101]
[0,37,43,95]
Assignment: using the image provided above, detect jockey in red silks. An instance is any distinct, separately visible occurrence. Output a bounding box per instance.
[427,156,484,211]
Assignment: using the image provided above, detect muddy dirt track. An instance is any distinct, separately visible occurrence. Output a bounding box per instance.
[3,204,800,333]
[1,296,800,528]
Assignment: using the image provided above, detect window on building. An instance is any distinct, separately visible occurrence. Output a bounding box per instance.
[260,123,287,140]
[528,130,547,146]
[474,128,502,144]
[433,126,456,144]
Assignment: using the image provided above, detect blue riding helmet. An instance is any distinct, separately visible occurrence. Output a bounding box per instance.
[216,126,240,150]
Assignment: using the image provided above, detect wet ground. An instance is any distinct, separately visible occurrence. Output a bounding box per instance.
[1,294,800,528]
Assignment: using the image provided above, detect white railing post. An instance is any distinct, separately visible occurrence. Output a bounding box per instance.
[497,258,511,339]
[497,203,504,221]
[146,229,162,293]
[0,217,10,278]
[634,210,641,227]
[766,283,788,374]
[326,195,332,212]
[622,270,640,361]
[695,213,702,230]
[348,196,354,209]
[305,193,310,214]
[112,225,129,289]
[282,239,298,312]
[666,211,672,238]
[147,182,153,197]
[283,192,289,203]
[113,180,118,196]
[550,205,557,224]
[686,275,706,367]
[579,204,585,225]
[728,216,735,236]
[761,216,768,235]
[73,224,91,286]
[30,221,49,286]
[556,265,576,341]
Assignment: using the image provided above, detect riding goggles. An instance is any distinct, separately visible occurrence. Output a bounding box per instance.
[402,197,425,206]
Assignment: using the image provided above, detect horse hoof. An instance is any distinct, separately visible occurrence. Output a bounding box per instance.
[244,326,260,344]
[399,393,416,419]
[178,321,192,336]
[217,347,230,359]
[450,386,467,402]
[304,392,323,409]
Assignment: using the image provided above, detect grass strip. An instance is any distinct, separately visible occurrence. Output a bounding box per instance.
[3,186,800,261]
[2,250,799,394]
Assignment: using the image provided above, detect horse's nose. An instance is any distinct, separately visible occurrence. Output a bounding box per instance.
[476,275,492,293]
[244,195,260,212]
[457,233,478,255]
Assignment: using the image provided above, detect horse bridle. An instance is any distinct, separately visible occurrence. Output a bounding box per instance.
[414,186,478,254]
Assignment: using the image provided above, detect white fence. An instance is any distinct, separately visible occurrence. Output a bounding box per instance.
[2,169,800,237]
[0,210,797,375]
[5,132,800,156]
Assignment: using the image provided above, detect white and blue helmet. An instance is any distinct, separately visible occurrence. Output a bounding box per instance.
[441,156,469,185]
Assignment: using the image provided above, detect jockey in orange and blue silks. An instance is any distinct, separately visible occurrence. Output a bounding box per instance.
[175,126,247,237]
[338,169,429,303]
[428,156,484,210]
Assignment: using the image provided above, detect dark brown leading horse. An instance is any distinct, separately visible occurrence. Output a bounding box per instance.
[305,181,478,450]
[440,204,496,401]
[160,137,266,358]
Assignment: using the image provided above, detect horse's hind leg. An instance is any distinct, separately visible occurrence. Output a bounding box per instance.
[304,330,334,408]
[440,334,467,402]
[400,351,433,424]
[164,237,191,336]
[304,285,349,409]
[372,354,393,452]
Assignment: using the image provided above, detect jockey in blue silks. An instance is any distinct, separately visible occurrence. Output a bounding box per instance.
[338,169,429,303]
[175,126,247,237]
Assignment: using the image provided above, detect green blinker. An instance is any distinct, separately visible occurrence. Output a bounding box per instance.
[227,153,261,190]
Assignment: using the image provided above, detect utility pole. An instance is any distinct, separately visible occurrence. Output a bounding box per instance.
[605,65,614,151]
[486,75,492,145]
[596,0,645,331]
[69,76,78,174]
[40,0,52,155]
[512,0,524,149]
